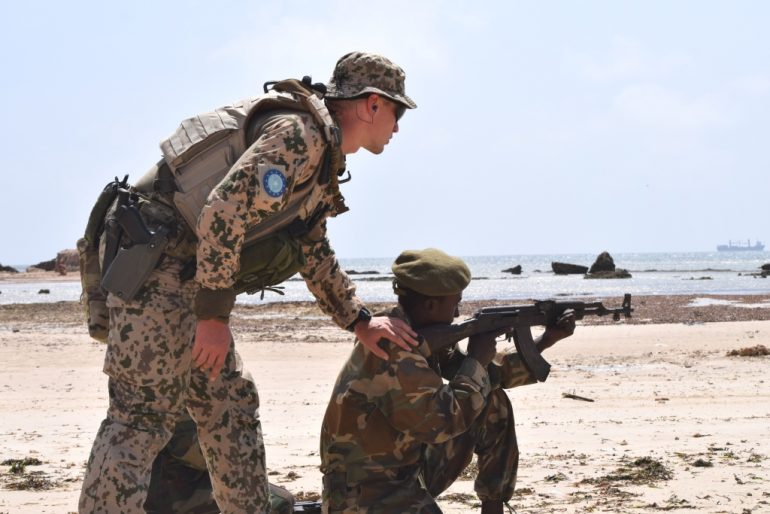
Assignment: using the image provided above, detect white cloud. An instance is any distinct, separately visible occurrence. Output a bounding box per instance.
[613,84,724,130]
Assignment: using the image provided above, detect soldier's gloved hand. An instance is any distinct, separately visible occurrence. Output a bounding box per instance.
[355,316,419,360]
[193,318,231,381]
[467,331,498,366]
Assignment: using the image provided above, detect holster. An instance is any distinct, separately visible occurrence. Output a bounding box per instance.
[101,202,170,302]
[102,229,169,302]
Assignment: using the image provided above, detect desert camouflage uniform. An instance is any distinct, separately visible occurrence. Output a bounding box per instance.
[320,307,537,513]
[195,111,363,327]
[145,412,294,514]
[80,107,363,513]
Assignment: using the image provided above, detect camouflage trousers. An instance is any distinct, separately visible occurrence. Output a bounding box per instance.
[323,388,518,514]
[78,258,269,514]
[145,413,294,514]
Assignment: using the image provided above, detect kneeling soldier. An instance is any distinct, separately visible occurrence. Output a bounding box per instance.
[320,248,576,514]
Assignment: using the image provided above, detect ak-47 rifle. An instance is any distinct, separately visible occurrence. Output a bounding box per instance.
[416,294,633,382]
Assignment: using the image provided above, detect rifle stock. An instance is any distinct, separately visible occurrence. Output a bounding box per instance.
[416,294,633,383]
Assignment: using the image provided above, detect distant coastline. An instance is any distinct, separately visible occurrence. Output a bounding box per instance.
[2,249,769,307]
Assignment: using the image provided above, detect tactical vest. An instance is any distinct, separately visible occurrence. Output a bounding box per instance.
[159,79,346,239]
[155,79,349,294]
[80,80,349,342]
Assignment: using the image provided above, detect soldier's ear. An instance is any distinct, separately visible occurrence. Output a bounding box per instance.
[366,93,381,113]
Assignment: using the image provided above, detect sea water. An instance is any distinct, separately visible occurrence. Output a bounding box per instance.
[1,252,768,305]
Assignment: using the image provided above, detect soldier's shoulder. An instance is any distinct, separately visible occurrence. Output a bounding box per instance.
[266,110,324,136]
[263,111,326,156]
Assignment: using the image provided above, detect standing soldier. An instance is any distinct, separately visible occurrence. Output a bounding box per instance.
[78,51,419,513]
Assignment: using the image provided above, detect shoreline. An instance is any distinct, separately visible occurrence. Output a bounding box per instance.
[2,293,770,329]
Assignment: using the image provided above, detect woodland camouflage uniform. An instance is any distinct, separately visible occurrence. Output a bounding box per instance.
[145,413,294,514]
[320,308,537,513]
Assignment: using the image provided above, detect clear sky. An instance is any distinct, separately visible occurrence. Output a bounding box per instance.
[1,1,768,264]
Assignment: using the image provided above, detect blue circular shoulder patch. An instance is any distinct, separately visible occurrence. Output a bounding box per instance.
[263,169,287,198]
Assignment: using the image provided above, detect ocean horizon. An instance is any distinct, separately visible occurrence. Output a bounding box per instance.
[2,251,768,306]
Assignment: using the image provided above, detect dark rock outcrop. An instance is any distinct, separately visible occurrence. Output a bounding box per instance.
[586,251,631,278]
[589,251,616,273]
[761,263,770,271]
[0,263,19,273]
[28,258,56,272]
[739,272,767,278]
[56,249,80,272]
[585,269,632,279]
[502,265,522,275]
[552,262,588,275]
[24,249,79,273]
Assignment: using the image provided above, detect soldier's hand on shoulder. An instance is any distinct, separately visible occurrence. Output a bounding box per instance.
[355,316,419,360]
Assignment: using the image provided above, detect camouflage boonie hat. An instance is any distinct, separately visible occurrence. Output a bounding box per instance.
[326,51,417,109]
[392,248,471,297]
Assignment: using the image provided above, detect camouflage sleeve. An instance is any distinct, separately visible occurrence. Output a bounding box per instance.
[195,113,325,291]
[375,346,492,445]
[496,350,537,389]
[435,344,536,390]
[298,221,363,329]
[434,344,467,380]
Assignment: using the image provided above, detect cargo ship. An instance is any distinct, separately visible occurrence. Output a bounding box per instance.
[716,239,765,251]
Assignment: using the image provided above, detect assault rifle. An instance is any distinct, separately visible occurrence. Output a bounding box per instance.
[416,294,633,382]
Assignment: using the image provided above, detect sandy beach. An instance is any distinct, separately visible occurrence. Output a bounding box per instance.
[0,273,768,513]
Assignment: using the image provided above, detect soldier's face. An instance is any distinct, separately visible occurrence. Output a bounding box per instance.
[426,293,462,325]
[364,98,401,154]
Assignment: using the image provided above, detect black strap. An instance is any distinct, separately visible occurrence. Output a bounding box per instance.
[263,76,327,96]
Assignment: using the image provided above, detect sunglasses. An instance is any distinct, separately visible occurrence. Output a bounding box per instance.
[394,104,406,122]
[381,98,406,122]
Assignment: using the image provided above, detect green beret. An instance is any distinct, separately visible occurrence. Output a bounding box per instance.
[391,248,471,297]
